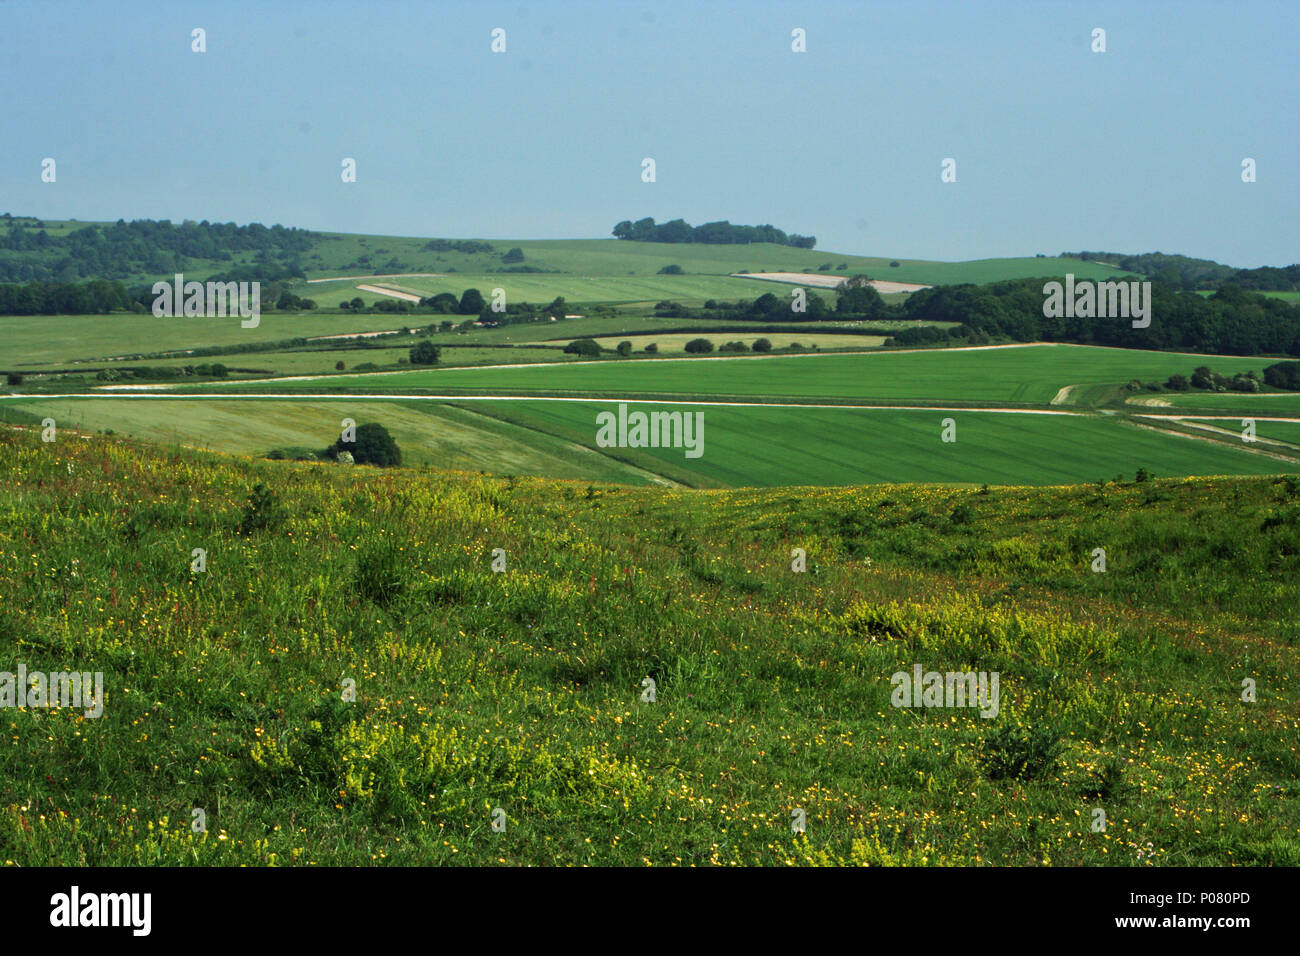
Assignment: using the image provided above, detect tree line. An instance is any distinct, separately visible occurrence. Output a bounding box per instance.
[1060,251,1300,292]
[0,217,317,283]
[658,275,1300,358]
[611,217,815,248]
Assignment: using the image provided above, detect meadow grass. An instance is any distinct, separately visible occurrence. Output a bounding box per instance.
[0,429,1295,866]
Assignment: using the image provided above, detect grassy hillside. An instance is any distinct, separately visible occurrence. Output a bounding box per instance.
[1,217,1128,289]
[1,429,1296,866]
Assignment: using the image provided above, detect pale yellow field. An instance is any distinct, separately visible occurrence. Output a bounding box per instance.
[582,332,886,353]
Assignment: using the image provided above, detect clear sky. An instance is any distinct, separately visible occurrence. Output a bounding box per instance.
[1,0,1294,266]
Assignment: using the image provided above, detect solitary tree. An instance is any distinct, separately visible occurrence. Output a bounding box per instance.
[326,422,401,467]
[409,340,441,365]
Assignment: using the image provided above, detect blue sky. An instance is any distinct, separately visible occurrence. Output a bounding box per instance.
[1,0,1295,266]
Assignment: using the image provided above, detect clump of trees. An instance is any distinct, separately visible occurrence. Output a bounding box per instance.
[611,217,815,248]
[564,338,602,357]
[1264,361,1300,390]
[684,338,714,354]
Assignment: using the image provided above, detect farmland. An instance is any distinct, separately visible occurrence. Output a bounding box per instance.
[6,341,1299,488]
[207,345,1291,406]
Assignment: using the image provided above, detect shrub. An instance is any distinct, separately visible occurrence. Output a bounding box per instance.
[1165,374,1189,391]
[1135,466,1152,483]
[752,338,772,353]
[889,261,900,268]
[335,361,346,371]
[980,721,1065,782]
[616,340,633,357]
[657,264,683,274]
[5,372,22,386]
[718,340,749,353]
[237,482,287,535]
[644,343,658,354]
[684,338,714,354]
[354,539,405,606]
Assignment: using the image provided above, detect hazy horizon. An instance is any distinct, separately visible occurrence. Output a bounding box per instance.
[2,0,1295,267]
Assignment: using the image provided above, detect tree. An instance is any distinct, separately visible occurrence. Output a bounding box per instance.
[1264,361,1300,390]
[349,297,364,310]
[564,338,602,357]
[644,343,658,353]
[1165,374,1190,391]
[458,288,485,314]
[616,340,633,357]
[502,247,525,264]
[326,422,401,467]
[210,363,228,378]
[335,360,346,371]
[658,264,683,274]
[421,292,460,313]
[684,338,714,354]
[752,338,772,353]
[409,340,441,365]
[836,275,885,317]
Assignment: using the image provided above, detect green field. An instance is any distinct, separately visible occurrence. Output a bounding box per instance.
[5,395,1292,488]
[0,312,427,367]
[476,401,1294,486]
[2,428,1296,866]
[243,345,1288,406]
[1138,391,1300,415]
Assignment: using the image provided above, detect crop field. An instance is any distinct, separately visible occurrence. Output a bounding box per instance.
[232,345,1287,406]
[1138,392,1300,415]
[0,313,426,368]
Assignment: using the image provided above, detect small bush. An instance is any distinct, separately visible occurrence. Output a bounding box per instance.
[980,721,1065,782]
[354,539,406,606]
[237,482,287,535]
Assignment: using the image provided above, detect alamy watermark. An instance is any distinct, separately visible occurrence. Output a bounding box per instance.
[596,403,703,458]
[152,273,260,328]
[1042,274,1150,329]
[1,665,104,718]
[890,663,999,718]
